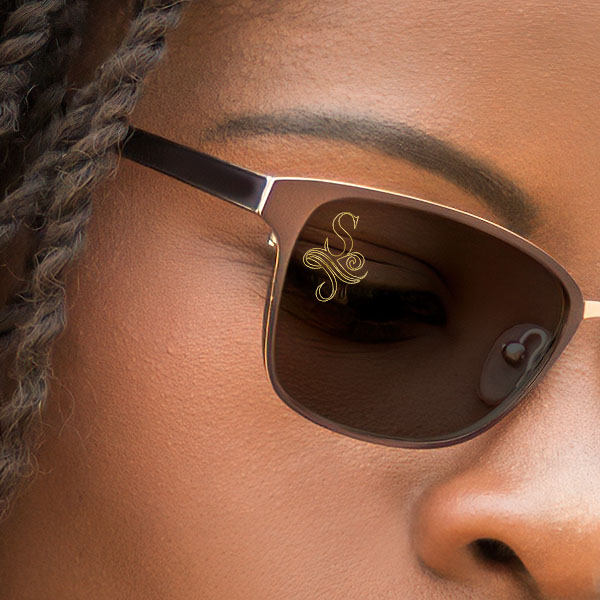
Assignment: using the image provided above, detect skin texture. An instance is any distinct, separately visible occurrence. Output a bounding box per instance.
[1,0,600,598]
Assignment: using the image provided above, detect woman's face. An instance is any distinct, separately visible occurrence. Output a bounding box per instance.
[2,1,599,598]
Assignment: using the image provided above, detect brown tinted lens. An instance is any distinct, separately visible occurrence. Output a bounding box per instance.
[271,198,567,442]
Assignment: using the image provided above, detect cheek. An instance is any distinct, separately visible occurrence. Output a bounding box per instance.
[51,176,285,502]
[41,174,440,595]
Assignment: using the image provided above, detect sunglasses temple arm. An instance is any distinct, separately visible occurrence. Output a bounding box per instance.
[120,127,269,213]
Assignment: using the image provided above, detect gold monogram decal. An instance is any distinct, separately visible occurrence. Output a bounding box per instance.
[302,211,368,302]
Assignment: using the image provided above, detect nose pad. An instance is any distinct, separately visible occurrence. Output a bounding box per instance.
[478,323,552,407]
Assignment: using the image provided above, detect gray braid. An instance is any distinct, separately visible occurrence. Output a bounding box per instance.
[0,0,67,139]
[22,0,88,163]
[0,0,88,239]
[0,0,189,522]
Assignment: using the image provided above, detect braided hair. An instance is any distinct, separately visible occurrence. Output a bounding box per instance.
[0,0,188,523]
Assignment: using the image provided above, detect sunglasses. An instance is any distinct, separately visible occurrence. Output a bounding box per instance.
[121,127,600,450]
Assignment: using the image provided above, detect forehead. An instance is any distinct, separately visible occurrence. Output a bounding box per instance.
[131,0,600,291]
[166,1,598,132]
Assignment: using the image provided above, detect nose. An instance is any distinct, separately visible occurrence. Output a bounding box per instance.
[412,323,600,599]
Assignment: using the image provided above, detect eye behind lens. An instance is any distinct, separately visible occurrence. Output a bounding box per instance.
[280,259,448,344]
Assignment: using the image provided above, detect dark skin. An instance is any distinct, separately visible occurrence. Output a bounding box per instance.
[1,1,600,598]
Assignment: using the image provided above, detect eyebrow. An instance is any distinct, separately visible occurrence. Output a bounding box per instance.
[199,109,540,239]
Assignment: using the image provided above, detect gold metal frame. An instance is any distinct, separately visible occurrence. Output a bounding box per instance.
[122,127,599,449]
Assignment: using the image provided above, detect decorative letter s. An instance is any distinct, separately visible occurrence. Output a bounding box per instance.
[302,211,368,302]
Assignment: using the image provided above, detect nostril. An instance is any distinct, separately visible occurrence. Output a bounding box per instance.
[472,538,524,569]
